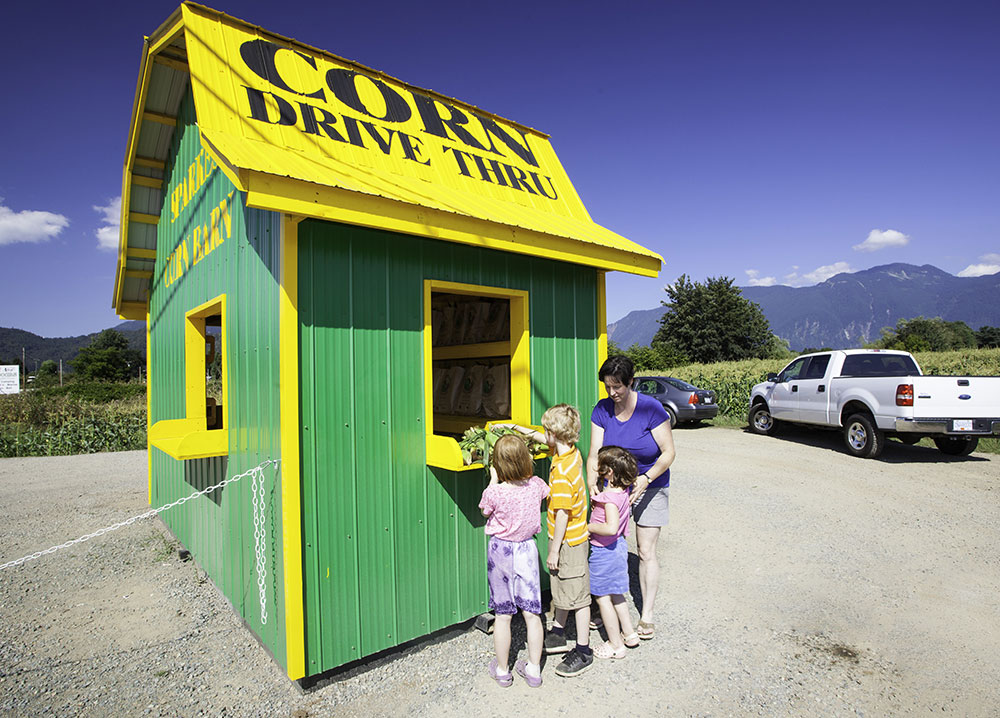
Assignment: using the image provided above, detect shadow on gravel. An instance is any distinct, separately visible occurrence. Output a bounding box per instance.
[740,425,990,464]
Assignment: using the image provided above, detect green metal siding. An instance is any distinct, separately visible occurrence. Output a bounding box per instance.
[148,88,286,668]
[298,219,601,675]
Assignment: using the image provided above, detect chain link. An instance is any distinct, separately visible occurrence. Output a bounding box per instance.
[0,460,279,592]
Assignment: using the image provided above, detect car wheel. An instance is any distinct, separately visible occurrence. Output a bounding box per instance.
[748,403,778,436]
[843,413,884,458]
[933,436,979,456]
[664,406,677,429]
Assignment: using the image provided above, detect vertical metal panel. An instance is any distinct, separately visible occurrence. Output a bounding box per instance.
[299,221,601,675]
[148,88,286,669]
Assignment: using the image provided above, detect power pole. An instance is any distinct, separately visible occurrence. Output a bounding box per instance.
[22,347,25,391]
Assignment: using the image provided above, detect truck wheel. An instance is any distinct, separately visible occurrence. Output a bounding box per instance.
[748,403,779,436]
[934,437,979,456]
[844,413,884,458]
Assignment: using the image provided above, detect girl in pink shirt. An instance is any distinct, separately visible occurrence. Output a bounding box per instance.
[479,434,549,688]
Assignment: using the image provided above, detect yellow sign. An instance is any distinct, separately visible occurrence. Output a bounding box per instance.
[182,4,582,219]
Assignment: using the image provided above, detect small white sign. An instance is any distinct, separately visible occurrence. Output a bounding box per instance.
[0,365,20,394]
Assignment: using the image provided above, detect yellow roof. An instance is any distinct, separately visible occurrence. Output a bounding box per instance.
[113,3,661,318]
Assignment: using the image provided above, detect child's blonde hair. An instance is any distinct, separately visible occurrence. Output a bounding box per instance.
[540,403,581,444]
[492,434,534,483]
[597,445,637,489]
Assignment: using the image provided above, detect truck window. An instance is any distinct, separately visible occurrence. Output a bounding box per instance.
[778,357,808,382]
[804,355,830,379]
[841,354,919,377]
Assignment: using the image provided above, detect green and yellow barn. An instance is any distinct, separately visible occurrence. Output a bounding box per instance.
[112,2,661,681]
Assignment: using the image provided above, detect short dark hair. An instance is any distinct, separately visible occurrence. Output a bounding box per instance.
[599,355,635,387]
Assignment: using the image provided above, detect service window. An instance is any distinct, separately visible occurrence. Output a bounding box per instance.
[423,280,529,469]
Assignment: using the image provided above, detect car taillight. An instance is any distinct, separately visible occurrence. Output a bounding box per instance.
[688,393,698,405]
[896,384,914,406]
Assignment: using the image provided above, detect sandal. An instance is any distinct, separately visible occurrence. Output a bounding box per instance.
[637,621,655,640]
[589,615,604,630]
[622,632,640,648]
[592,641,627,660]
[489,658,513,687]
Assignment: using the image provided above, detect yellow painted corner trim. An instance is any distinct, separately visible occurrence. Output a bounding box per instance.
[127,247,157,259]
[125,270,153,279]
[149,419,229,460]
[134,156,166,169]
[597,271,608,398]
[278,215,306,679]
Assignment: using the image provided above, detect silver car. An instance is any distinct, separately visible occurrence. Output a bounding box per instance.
[633,376,719,428]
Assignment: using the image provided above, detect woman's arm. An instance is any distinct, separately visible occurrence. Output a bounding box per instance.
[586,422,605,495]
[588,501,620,536]
[630,420,676,506]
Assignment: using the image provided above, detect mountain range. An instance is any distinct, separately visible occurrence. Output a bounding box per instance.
[0,321,145,374]
[608,263,1000,351]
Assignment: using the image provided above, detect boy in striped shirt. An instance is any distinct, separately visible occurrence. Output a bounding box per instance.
[499,404,593,676]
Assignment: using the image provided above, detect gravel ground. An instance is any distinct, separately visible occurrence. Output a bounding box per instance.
[2,426,999,717]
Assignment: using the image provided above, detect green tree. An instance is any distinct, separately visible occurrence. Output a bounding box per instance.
[653,275,774,364]
[976,325,1000,348]
[71,329,143,382]
[34,360,59,387]
[870,316,977,352]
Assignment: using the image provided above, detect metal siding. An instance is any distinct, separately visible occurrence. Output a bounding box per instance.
[299,222,599,675]
[148,88,286,668]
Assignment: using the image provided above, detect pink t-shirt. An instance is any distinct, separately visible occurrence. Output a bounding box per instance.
[589,487,631,547]
[479,476,549,542]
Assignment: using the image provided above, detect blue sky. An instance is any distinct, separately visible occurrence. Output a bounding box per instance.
[1,0,998,338]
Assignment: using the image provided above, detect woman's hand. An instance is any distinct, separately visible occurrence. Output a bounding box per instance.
[629,473,650,506]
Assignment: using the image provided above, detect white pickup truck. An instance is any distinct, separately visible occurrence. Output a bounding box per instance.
[747,349,1000,458]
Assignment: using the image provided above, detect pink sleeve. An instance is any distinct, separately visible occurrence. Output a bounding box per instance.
[533,476,549,500]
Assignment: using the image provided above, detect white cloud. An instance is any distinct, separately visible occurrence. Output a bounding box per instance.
[783,261,855,287]
[744,269,777,286]
[957,253,1000,277]
[93,196,121,251]
[0,198,69,246]
[853,228,910,252]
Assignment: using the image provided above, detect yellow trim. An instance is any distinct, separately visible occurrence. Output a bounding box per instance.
[423,280,530,471]
[118,301,148,320]
[127,247,157,260]
[149,294,229,460]
[131,174,162,189]
[146,310,152,505]
[125,270,153,280]
[245,174,661,278]
[130,211,159,225]
[597,271,608,397]
[279,215,306,679]
[134,156,166,169]
[147,13,185,56]
[143,110,177,127]
[153,54,189,73]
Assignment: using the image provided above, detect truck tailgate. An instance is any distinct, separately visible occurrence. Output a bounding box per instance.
[911,376,1000,418]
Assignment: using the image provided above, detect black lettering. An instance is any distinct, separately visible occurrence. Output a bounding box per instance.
[298,102,347,142]
[472,154,509,186]
[474,114,538,167]
[413,95,488,151]
[325,69,412,122]
[360,121,396,155]
[443,146,474,177]
[340,115,366,147]
[245,87,297,126]
[240,40,325,100]
[502,164,537,194]
[397,132,431,165]
[529,172,558,199]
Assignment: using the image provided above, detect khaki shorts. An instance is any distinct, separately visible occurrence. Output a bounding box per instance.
[550,540,591,611]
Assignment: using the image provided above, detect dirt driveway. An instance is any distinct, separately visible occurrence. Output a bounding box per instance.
[2,426,999,717]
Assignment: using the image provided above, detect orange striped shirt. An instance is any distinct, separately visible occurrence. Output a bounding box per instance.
[546,448,589,547]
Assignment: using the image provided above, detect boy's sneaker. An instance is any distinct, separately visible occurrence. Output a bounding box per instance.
[544,631,570,654]
[554,648,594,677]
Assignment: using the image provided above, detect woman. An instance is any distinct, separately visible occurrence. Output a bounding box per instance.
[588,355,675,639]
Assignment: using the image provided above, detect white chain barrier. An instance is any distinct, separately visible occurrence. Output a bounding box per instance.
[0,459,279,624]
